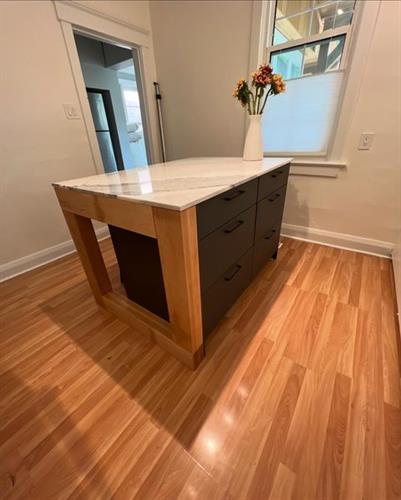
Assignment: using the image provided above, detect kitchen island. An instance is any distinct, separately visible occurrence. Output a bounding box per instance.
[54,157,291,368]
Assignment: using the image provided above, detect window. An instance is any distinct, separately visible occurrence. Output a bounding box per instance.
[263,0,357,155]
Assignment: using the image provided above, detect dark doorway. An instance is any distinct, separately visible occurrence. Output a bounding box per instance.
[74,32,150,173]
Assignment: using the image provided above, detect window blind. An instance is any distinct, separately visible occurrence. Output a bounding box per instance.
[262,70,344,154]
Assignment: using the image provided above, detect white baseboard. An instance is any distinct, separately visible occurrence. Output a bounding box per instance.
[1,223,394,284]
[392,243,401,333]
[0,227,110,283]
[281,223,393,258]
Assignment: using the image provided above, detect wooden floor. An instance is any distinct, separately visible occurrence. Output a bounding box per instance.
[1,237,400,499]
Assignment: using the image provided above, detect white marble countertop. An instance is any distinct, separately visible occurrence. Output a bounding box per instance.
[54,157,292,211]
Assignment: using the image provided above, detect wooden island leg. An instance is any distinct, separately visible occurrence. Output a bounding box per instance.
[62,210,112,304]
[153,206,204,366]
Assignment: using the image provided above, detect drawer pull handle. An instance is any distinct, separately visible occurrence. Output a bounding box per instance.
[268,193,281,202]
[223,189,245,201]
[224,220,244,234]
[264,229,276,240]
[224,264,242,282]
[271,170,283,178]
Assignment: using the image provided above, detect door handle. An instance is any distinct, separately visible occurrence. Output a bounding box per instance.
[264,229,276,240]
[270,170,283,178]
[224,264,242,282]
[223,189,245,201]
[224,220,244,234]
[268,193,281,202]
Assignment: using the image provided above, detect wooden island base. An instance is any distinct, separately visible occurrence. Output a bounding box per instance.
[55,186,204,369]
[54,158,291,368]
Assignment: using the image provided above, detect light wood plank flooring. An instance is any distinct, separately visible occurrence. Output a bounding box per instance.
[1,237,400,499]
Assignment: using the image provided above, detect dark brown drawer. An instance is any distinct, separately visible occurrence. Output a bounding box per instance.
[258,164,289,201]
[253,227,280,275]
[202,248,253,335]
[197,179,258,239]
[255,184,287,240]
[199,205,256,290]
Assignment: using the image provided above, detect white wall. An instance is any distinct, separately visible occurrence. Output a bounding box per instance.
[74,0,151,29]
[283,0,401,247]
[150,0,401,249]
[0,0,153,270]
[150,0,253,160]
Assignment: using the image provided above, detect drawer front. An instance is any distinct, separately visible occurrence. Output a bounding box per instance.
[253,228,280,275]
[202,249,253,335]
[255,184,287,240]
[258,164,290,201]
[197,179,258,239]
[199,205,256,290]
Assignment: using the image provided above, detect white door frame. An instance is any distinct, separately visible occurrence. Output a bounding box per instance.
[54,0,162,174]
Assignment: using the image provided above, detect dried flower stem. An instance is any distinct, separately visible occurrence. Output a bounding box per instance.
[260,88,273,114]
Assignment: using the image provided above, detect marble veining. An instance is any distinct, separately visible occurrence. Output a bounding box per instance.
[54,157,292,211]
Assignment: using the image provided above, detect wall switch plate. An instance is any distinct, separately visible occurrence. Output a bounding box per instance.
[358,132,374,150]
[63,104,80,120]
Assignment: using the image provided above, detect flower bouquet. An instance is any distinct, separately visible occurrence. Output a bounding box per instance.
[233,64,286,161]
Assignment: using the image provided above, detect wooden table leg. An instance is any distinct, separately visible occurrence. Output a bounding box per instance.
[62,210,112,304]
[153,206,204,365]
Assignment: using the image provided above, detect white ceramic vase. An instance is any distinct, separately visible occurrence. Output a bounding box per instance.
[243,114,263,161]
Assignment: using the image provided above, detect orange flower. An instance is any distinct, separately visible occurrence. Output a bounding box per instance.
[233,78,250,107]
[271,74,286,94]
[252,64,273,87]
[233,65,286,115]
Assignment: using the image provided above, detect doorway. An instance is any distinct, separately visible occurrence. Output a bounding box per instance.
[74,32,149,172]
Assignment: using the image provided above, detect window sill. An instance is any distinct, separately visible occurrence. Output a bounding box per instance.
[266,157,347,178]
[291,159,347,168]
[265,154,347,168]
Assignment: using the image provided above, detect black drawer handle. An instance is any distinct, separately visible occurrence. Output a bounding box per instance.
[268,193,281,202]
[224,264,242,282]
[270,170,283,178]
[224,220,244,234]
[223,189,245,201]
[264,229,276,240]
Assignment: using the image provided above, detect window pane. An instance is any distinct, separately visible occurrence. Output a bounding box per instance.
[334,1,355,28]
[311,1,355,35]
[271,47,304,80]
[273,28,289,46]
[271,35,345,80]
[303,35,345,74]
[274,12,312,45]
[314,0,333,6]
[262,71,344,154]
[273,1,355,46]
[311,5,335,35]
[337,0,356,13]
[276,0,313,18]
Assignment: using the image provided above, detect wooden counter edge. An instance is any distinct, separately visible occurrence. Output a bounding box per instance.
[54,185,156,238]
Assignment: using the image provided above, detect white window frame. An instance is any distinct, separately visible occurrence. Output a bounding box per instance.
[266,1,358,72]
[259,0,362,159]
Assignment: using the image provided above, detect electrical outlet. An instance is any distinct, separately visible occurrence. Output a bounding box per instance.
[358,132,374,150]
[63,104,80,120]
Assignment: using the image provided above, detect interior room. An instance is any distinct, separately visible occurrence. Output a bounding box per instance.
[0,0,400,498]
